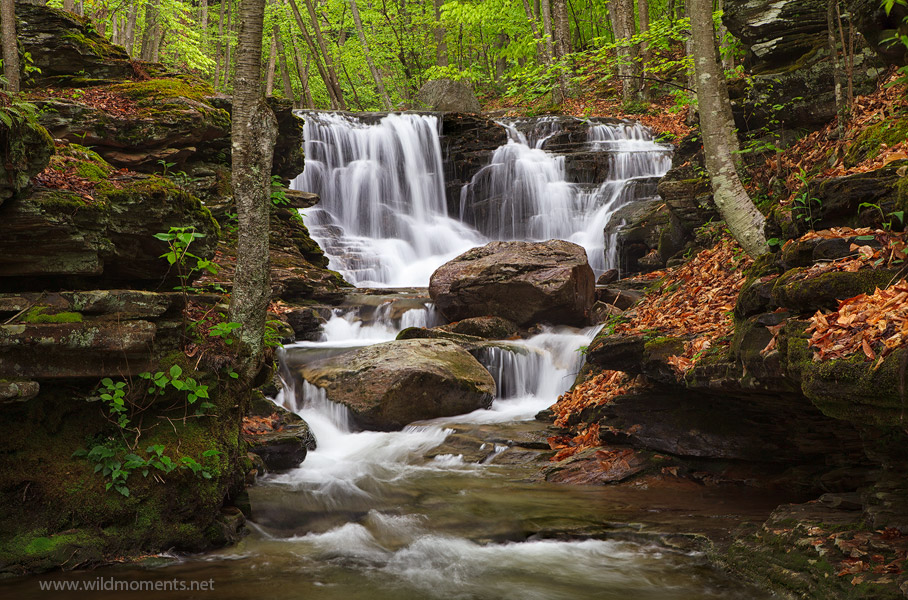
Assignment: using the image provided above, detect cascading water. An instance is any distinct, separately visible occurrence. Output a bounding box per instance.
[294,112,671,285]
[293,112,485,287]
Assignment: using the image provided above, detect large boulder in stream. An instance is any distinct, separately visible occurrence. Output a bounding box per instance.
[299,339,496,431]
[417,78,482,113]
[429,240,595,327]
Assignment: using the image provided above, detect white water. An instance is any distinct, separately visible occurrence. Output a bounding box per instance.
[293,112,671,286]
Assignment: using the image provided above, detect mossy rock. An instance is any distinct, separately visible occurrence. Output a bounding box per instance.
[843,116,908,168]
[802,349,908,427]
[0,106,54,204]
[771,267,899,313]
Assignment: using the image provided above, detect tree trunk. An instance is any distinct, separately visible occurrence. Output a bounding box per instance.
[540,0,555,65]
[286,0,340,108]
[689,0,767,257]
[638,0,650,98]
[200,0,209,43]
[349,0,392,109]
[520,0,548,64]
[610,0,641,102]
[551,0,571,59]
[433,0,448,67]
[1,0,19,92]
[827,0,845,137]
[265,34,277,96]
[224,3,234,87]
[63,0,75,12]
[140,0,160,61]
[123,2,138,55]
[302,0,346,109]
[290,35,314,108]
[214,0,226,88]
[274,24,294,101]
[231,0,278,371]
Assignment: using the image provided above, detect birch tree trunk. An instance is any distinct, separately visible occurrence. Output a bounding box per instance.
[610,0,640,102]
[302,0,346,109]
[638,0,650,99]
[433,0,448,67]
[349,0,392,109]
[265,34,277,96]
[231,0,278,371]
[689,0,767,257]
[287,0,341,109]
[828,0,845,136]
[1,0,19,92]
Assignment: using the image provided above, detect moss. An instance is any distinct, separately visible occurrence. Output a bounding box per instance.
[60,31,124,60]
[109,78,218,105]
[771,267,898,313]
[21,307,83,323]
[844,116,908,168]
[643,336,685,360]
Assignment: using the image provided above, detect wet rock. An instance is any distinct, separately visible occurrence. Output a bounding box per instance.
[283,306,326,341]
[592,302,623,323]
[596,287,645,310]
[429,240,595,327]
[417,79,482,113]
[300,339,496,431]
[244,422,316,472]
[585,332,646,373]
[544,447,646,485]
[770,267,899,313]
[440,113,509,215]
[597,269,619,285]
[437,316,518,339]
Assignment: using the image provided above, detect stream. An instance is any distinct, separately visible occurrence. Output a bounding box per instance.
[0,113,782,598]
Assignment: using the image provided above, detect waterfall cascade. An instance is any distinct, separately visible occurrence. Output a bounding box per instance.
[293,112,672,286]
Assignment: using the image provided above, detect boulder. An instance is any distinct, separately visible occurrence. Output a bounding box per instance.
[15,1,134,87]
[429,240,595,327]
[418,78,482,113]
[299,339,495,430]
[437,316,518,339]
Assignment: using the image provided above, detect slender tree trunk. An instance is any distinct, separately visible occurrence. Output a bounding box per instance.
[836,1,854,108]
[302,0,346,109]
[433,0,448,67]
[540,0,555,64]
[689,0,767,257]
[638,0,651,98]
[224,3,234,87]
[521,0,548,64]
[265,34,278,96]
[287,0,340,108]
[349,0,392,108]
[200,0,209,43]
[1,0,19,92]
[274,25,294,100]
[231,0,278,370]
[214,0,226,88]
[290,35,314,108]
[63,0,75,12]
[552,0,571,59]
[827,0,845,137]
[140,0,160,61]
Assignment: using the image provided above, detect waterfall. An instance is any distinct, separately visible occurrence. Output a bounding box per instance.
[293,112,485,287]
[292,112,671,286]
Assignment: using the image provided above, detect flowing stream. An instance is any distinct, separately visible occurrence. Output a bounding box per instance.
[0,114,777,599]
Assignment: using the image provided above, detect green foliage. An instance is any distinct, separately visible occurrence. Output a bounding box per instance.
[153,227,219,296]
[882,0,908,87]
[270,175,289,206]
[209,321,242,345]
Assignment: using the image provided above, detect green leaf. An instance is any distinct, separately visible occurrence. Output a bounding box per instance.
[169,365,183,379]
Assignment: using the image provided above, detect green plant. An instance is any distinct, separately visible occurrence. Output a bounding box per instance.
[139,365,213,415]
[209,321,242,345]
[270,175,289,206]
[264,319,285,348]
[882,1,908,85]
[157,159,177,176]
[94,377,131,429]
[859,201,905,231]
[791,170,822,229]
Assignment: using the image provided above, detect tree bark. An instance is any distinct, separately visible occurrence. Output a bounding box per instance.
[540,0,555,65]
[827,0,845,137]
[200,0,209,42]
[551,0,571,59]
[224,3,234,87]
[349,0,392,109]
[520,0,548,64]
[214,0,226,88]
[638,0,650,98]
[1,0,19,92]
[433,0,448,67]
[274,24,295,101]
[689,0,767,257]
[610,0,641,102]
[139,0,160,61]
[231,0,278,370]
[290,34,314,108]
[63,0,75,12]
[123,3,138,55]
[265,34,277,96]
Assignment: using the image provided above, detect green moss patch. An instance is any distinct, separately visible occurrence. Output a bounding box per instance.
[844,116,908,169]
[21,307,83,323]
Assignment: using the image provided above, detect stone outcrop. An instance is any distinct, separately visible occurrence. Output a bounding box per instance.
[417,78,482,113]
[300,339,496,430]
[0,113,54,206]
[723,0,886,133]
[15,1,135,87]
[440,113,509,215]
[429,240,595,327]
